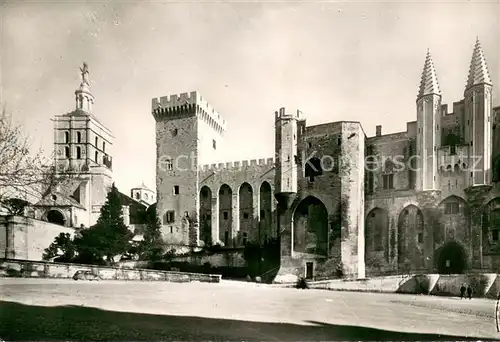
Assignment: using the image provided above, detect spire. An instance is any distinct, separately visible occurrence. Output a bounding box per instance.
[417,50,441,99]
[75,62,94,113]
[465,38,492,91]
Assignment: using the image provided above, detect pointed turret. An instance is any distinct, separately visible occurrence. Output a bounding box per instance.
[417,50,441,99]
[415,50,442,191]
[465,38,492,91]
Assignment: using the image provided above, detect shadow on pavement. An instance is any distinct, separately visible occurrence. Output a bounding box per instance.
[0,300,495,341]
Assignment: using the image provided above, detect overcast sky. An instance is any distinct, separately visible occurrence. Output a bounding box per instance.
[2,0,499,194]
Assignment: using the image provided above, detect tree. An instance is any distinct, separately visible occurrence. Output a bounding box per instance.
[73,183,133,264]
[42,233,76,262]
[0,105,56,210]
[139,203,164,261]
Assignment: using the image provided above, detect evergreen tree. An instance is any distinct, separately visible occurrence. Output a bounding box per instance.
[139,203,164,261]
[42,232,76,262]
[77,183,132,264]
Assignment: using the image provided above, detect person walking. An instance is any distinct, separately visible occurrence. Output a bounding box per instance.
[467,285,473,300]
[460,284,466,299]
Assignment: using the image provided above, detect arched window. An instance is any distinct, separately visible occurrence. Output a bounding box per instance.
[102,141,106,152]
[95,136,98,147]
[305,157,323,181]
[65,146,70,158]
[95,151,98,163]
[64,132,69,144]
[382,159,395,190]
[76,146,81,159]
[77,132,81,143]
[135,193,140,200]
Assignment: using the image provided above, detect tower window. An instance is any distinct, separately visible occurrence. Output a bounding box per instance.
[382,174,394,190]
[493,230,499,242]
[103,141,106,152]
[417,233,423,244]
[213,139,216,150]
[165,159,173,171]
[172,128,178,137]
[102,155,106,164]
[260,209,265,218]
[95,151,98,163]
[242,232,248,246]
[65,132,69,144]
[164,210,175,224]
[308,142,312,148]
[223,211,228,220]
[135,193,140,200]
[65,146,70,158]
[337,137,341,145]
[243,212,249,219]
[76,146,81,159]
[77,132,81,143]
[173,185,179,195]
[95,136,98,147]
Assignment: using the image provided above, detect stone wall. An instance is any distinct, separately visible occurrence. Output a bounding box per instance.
[0,259,221,283]
[0,215,76,261]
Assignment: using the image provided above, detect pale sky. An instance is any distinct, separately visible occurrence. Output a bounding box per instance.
[2,0,499,195]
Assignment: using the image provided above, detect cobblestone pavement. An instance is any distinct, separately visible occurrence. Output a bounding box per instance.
[0,278,498,340]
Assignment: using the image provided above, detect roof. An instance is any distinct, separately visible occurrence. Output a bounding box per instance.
[417,50,441,98]
[465,38,492,90]
[34,178,87,210]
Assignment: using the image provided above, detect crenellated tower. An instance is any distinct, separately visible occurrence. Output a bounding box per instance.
[274,107,300,208]
[152,91,227,246]
[464,38,493,186]
[416,50,442,191]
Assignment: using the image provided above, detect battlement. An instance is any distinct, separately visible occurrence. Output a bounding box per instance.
[199,157,274,172]
[152,91,227,134]
[275,107,302,121]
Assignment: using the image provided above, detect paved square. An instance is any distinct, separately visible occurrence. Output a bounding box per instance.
[0,278,497,340]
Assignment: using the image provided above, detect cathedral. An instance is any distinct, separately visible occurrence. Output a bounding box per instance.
[28,63,152,230]
[153,38,500,279]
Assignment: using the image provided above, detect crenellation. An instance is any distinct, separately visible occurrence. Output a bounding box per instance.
[250,159,257,166]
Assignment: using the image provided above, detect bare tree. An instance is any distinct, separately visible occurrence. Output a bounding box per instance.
[0,105,56,213]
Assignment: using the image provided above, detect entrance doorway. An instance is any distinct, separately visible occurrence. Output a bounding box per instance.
[436,241,467,274]
[305,262,314,280]
[46,210,65,226]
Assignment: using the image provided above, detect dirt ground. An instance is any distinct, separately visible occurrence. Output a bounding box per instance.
[0,278,498,341]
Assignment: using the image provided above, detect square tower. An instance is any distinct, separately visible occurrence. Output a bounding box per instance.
[152,91,227,246]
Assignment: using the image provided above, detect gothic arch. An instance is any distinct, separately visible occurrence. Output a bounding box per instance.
[482,198,500,252]
[239,182,253,245]
[365,207,389,260]
[218,184,232,246]
[259,181,273,243]
[436,195,469,245]
[397,205,425,270]
[292,196,328,256]
[493,156,500,182]
[199,186,212,246]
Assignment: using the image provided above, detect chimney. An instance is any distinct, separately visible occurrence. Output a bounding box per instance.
[376,125,382,137]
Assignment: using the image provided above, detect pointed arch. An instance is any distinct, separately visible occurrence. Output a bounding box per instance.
[397,205,425,270]
[293,196,328,256]
[239,182,253,245]
[199,186,212,245]
[259,181,272,243]
[436,195,469,245]
[218,184,232,246]
[365,207,389,260]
